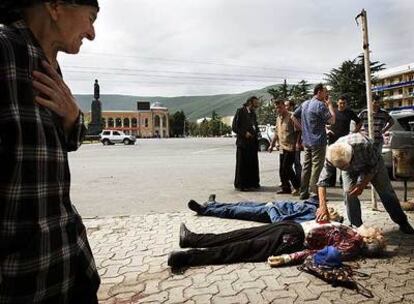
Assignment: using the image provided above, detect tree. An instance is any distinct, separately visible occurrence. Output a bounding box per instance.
[290,80,311,104]
[210,111,222,136]
[325,54,385,110]
[256,100,276,125]
[261,79,311,125]
[170,110,188,137]
[267,79,290,100]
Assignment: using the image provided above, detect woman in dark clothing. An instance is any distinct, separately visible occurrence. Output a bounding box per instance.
[232,96,261,191]
[0,1,100,302]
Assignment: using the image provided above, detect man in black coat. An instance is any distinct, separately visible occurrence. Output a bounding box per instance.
[232,96,261,191]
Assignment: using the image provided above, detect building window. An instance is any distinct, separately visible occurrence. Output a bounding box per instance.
[398,89,403,95]
[154,115,161,127]
[162,116,167,128]
[108,117,114,127]
[101,118,106,128]
[132,118,137,127]
[115,118,122,127]
[145,118,149,128]
[124,118,130,128]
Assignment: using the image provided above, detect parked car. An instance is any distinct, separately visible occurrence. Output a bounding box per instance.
[258,125,275,152]
[381,108,414,174]
[100,130,136,145]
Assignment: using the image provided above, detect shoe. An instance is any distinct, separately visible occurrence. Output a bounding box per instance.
[167,251,188,274]
[208,194,216,202]
[179,223,193,248]
[276,189,291,194]
[291,189,300,196]
[188,200,203,214]
[399,222,414,234]
[299,193,309,200]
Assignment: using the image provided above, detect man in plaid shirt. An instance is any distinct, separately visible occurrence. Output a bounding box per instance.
[315,133,414,234]
[0,0,100,302]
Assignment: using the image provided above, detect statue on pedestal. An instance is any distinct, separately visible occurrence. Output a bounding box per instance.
[87,79,103,135]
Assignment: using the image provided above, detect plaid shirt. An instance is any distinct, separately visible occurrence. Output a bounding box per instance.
[358,109,393,144]
[0,21,99,302]
[288,224,363,263]
[318,133,380,186]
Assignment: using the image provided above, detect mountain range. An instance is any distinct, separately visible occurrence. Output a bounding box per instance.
[74,85,277,121]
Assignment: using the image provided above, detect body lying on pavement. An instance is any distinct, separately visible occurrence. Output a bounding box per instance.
[187,194,343,223]
[167,217,384,273]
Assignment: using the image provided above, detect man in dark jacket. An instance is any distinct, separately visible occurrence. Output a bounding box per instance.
[232,96,261,191]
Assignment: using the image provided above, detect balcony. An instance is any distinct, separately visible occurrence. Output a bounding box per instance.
[383,94,404,101]
[372,80,414,92]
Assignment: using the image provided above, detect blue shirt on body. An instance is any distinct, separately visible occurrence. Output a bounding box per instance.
[294,97,332,147]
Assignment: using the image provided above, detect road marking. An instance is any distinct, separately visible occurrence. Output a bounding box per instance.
[192,148,224,154]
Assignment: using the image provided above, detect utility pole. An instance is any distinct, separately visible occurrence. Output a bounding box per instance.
[356,9,377,210]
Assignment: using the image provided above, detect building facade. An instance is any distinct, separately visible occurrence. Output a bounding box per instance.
[373,63,414,109]
[86,102,170,138]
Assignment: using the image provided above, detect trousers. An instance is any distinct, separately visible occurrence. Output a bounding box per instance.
[179,222,305,267]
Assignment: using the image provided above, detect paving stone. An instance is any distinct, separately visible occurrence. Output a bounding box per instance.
[211,292,249,304]
[83,207,414,303]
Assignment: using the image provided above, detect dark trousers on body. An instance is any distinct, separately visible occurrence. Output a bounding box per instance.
[279,150,300,191]
[180,222,304,267]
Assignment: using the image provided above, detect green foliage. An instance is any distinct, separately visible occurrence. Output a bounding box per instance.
[325,54,385,110]
[256,98,277,126]
[260,79,312,125]
[189,111,232,137]
[169,110,189,137]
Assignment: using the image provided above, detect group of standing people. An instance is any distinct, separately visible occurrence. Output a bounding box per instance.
[232,83,414,234]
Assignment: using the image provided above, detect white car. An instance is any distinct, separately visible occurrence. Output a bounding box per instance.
[100,130,136,145]
[258,125,276,152]
[382,108,414,174]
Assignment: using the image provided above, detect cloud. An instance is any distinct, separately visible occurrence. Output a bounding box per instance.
[59,0,414,96]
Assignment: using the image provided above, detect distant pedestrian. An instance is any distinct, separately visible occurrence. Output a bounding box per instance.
[285,100,302,184]
[232,96,261,191]
[325,96,362,186]
[292,84,336,199]
[358,95,394,153]
[269,99,300,195]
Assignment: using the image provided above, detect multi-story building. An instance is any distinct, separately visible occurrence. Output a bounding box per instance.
[372,63,414,109]
[86,101,170,138]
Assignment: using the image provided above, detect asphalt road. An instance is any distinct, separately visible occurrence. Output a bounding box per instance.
[69,138,414,216]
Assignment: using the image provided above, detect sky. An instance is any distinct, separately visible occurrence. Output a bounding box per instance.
[59,0,414,97]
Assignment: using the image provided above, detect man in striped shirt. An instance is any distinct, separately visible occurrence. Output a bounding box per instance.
[358,95,394,152]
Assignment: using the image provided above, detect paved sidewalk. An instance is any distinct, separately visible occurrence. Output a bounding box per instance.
[85,202,414,304]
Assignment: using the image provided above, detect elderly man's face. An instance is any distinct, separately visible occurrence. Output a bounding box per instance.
[54,5,98,54]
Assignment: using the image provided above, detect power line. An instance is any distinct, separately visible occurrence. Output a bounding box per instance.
[74,51,326,76]
[63,66,322,82]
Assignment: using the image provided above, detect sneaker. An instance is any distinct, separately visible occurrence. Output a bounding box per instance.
[187,200,204,214]
[399,222,414,234]
[291,189,300,196]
